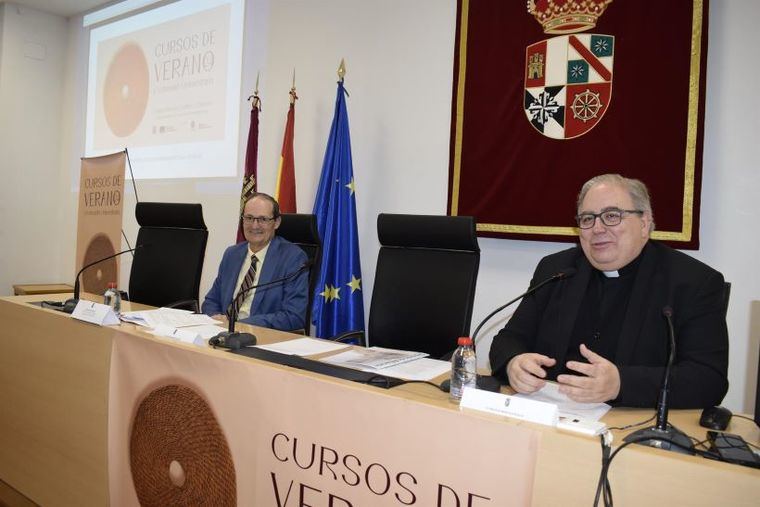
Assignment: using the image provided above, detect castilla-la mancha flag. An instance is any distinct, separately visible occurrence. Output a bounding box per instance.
[237,99,260,243]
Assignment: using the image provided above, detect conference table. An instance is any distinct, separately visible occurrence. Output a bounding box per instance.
[0,293,758,506]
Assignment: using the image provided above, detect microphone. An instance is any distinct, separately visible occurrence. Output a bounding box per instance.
[209,260,312,350]
[623,306,694,454]
[441,268,577,393]
[472,267,578,345]
[55,244,145,314]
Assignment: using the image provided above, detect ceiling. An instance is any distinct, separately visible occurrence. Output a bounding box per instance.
[8,0,113,18]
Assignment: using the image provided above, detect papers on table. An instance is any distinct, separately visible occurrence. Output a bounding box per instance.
[254,337,350,356]
[121,308,224,346]
[119,308,447,380]
[149,324,227,344]
[120,307,219,328]
[514,382,611,421]
[327,346,428,369]
[321,348,449,381]
[254,340,447,381]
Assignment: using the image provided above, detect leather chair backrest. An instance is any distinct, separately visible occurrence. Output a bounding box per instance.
[129,202,208,309]
[277,213,322,327]
[367,214,480,358]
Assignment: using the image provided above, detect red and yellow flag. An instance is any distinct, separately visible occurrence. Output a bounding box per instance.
[275,88,297,213]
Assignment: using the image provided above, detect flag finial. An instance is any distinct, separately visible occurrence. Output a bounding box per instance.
[248,71,261,109]
[289,69,298,104]
[337,58,346,82]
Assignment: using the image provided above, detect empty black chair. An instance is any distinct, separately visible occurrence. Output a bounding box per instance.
[343,214,480,358]
[277,213,322,329]
[129,202,208,310]
[722,281,731,318]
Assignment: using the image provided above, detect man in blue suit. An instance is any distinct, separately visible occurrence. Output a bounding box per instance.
[202,192,308,331]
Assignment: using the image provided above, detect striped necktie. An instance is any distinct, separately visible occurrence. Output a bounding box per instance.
[230,254,258,319]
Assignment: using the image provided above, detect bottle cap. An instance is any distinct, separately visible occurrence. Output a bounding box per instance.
[457,336,473,346]
[107,282,117,289]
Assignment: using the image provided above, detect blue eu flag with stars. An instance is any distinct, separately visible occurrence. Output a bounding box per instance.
[311,81,365,338]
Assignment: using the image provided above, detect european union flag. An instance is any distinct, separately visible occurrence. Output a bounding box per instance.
[311,81,365,338]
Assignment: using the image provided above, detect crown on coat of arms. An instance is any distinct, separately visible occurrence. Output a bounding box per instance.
[527,0,613,34]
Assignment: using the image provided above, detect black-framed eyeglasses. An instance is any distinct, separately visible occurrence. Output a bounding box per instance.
[242,215,276,225]
[575,208,643,229]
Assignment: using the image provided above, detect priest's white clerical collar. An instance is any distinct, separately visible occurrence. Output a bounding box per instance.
[602,270,620,278]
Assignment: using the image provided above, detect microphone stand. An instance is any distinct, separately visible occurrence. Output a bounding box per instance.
[59,245,143,313]
[471,268,577,346]
[623,307,694,454]
[441,268,577,393]
[209,261,311,350]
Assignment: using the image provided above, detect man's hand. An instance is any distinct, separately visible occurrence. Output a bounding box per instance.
[506,353,557,394]
[557,344,620,403]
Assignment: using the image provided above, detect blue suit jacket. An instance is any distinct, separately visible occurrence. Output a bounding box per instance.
[202,236,308,331]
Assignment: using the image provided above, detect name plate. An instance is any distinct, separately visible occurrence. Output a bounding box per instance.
[71,300,120,326]
[151,324,206,346]
[460,387,559,427]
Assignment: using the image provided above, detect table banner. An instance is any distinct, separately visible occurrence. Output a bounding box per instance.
[108,333,540,505]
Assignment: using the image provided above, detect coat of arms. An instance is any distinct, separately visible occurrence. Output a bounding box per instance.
[524,0,614,139]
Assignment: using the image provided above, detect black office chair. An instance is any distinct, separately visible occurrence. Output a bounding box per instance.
[338,214,480,359]
[722,281,731,318]
[277,213,322,330]
[128,202,208,311]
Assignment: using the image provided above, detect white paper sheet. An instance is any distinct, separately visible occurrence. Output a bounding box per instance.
[322,350,450,381]
[514,382,611,421]
[254,337,350,356]
[120,308,219,328]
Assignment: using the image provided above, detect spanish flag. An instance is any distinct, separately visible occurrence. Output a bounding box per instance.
[275,90,297,213]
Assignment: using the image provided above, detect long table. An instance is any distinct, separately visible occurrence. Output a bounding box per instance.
[0,294,758,506]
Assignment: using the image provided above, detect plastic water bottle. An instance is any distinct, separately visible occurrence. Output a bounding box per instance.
[450,336,477,401]
[103,282,121,314]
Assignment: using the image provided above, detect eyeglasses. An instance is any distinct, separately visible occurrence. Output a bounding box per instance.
[241,215,276,225]
[575,208,643,229]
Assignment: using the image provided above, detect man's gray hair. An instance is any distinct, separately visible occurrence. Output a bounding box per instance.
[577,174,655,231]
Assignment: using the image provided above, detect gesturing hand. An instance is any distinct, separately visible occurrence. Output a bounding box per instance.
[557,344,620,403]
[506,353,557,394]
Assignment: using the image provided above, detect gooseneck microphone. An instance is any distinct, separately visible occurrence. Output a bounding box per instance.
[209,260,312,350]
[441,268,577,393]
[57,244,145,314]
[656,306,676,431]
[623,306,694,454]
[472,267,578,345]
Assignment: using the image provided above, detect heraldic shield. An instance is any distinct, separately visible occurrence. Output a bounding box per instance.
[524,34,614,139]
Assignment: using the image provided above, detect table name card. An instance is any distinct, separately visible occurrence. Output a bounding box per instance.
[460,387,559,427]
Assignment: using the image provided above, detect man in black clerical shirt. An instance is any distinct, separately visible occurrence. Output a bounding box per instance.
[489,174,729,408]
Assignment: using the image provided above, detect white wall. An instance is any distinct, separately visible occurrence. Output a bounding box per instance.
[0,0,757,412]
[0,3,68,296]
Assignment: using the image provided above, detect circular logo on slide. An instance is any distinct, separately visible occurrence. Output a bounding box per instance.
[103,42,149,138]
[82,233,117,296]
[130,385,236,505]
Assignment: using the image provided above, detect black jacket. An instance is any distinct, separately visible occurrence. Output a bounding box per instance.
[489,241,729,408]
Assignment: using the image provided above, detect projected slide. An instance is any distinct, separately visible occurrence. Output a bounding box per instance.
[85,0,244,179]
